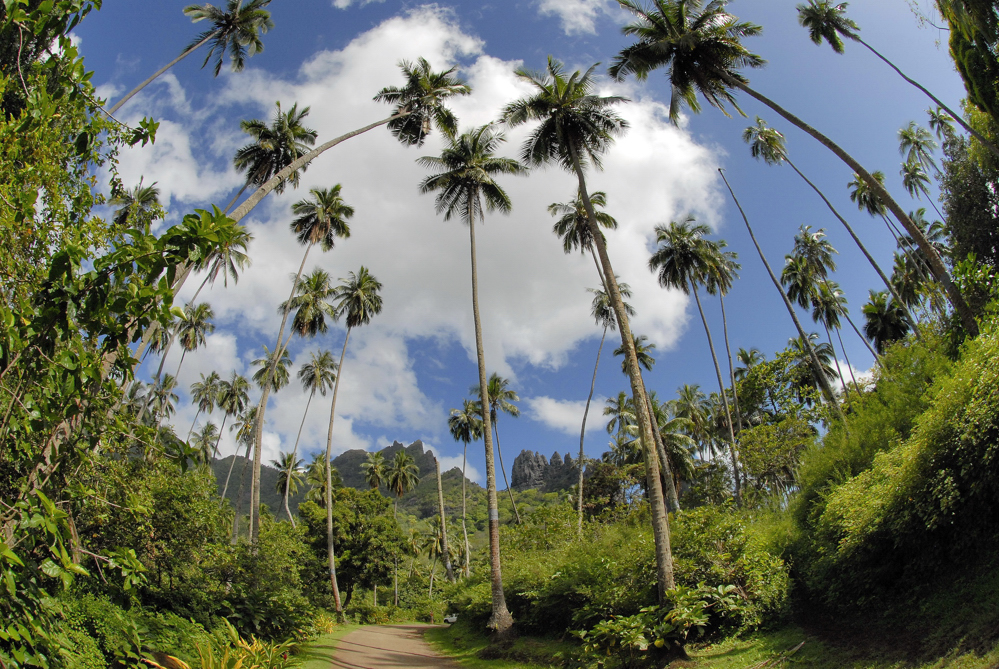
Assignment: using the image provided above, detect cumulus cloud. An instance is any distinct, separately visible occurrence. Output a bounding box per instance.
[332,0,385,8]
[536,0,612,35]
[526,396,607,439]
[122,5,721,467]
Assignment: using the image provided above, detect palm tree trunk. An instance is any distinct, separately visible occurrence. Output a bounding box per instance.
[435,456,454,582]
[836,326,864,395]
[719,169,849,427]
[640,384,681,512]
[250,244,313,544]
[691,286,742,504]
[824,323,851,402]
[577,326,606,534]
[569,141,675,599]
[229,112,409,225]
[726,76,978,335]
[186,407,202,444]
[134,335,174,428]
[212,414,229,461]
[323,328,351,621]
[855,36,999,161]
[784,156,920,330]
[223,182,250,216]
[719,295,743,434]
[844,310,881,362]
[492,420,521,524]
[231,440,253,544]
[461,441,470,579]
[283,390,315,530]
[466,196,514,634]
[107,33,216,115]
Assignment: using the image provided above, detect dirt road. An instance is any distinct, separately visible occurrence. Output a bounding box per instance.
[329,624,459,668]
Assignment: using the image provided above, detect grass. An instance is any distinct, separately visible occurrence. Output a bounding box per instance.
[425,619,574,669]
[296,624,360,669]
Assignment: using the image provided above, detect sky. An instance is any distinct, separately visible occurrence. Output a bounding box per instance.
[75,0,962,485]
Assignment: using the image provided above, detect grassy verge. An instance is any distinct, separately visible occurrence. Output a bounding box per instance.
[424,619,574,669]
[687,627,999,669]
[296,624,360,669]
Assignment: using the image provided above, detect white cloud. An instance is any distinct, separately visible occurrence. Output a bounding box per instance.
[536,0,612,35]
[526,395,607,439]
[130,6,721,466]
[425,444,483,483]
[332,0,385,8]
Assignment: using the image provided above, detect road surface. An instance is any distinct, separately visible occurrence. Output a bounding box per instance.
[329,624,459,669]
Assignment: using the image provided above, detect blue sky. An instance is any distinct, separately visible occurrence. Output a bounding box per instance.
[76,0,961,484]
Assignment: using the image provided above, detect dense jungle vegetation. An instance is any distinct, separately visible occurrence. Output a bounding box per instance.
[2,0,999,668]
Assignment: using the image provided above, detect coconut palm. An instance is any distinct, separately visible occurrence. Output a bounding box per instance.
[322,266,383,620]
[575,283,634,533]
[305,452,339,505]
[649,400,697,495]
[449,399,483,578]
[250,185,352,545]
[228,406,259,543]
[192,422,219,465]
[649,217,743,503]
[471,374,523,525]
[214,372,249,462]
[432,455,455,583]
[148,375,179,425]
[227,58,471,225]
[671,384,712,458]
[386,449,421,603]
[900,160,946,222]
[227,102,318,211]
[285,350,336,527]
[271,451,304,523]
[251,345,291,392]
[610,0,976,334]
[927,107,956,141]
[173,302,215,383]
[281,268,337,338]
[898,121,940,176]
[418,123,525,631]
[503,56,676,599]
[108,0,274,115]
[863,290,912,354]
[788,334,837,405]
[361,452,386,491]
[604,391,636,445]
[187,371,221,444]
[741,117,915,326]
[717,169,846,424]
[795,0,999,161]
[190,220,253,301]
[812,281,864,394]
[110,179,162,228]
[550,190,619,287]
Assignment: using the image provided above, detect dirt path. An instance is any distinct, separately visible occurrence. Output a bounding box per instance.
[328,624,459,669]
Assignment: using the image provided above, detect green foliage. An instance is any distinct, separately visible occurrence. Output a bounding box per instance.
[738,417,816,503]
[799,315,999,609]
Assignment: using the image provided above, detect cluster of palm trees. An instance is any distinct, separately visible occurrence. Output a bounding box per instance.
[108,0,982,637]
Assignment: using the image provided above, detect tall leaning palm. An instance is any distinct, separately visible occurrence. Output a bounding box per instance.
[448,399,483,578]
[227,102,318,212]
[796,0,999,161]
[322,267,383,621]
[271,452,304,524]
[473,373,522,525]
[576,283,635,533]
[417,123,525,633]
[549,189,619,288]
[610,0,977,334]
[108,0,273,115]
[250,186,352,545]
[227,58,471,226]
[285,350,336,528]
[187,371,221,444]
[649,218,743,504]
[502,57,677,601]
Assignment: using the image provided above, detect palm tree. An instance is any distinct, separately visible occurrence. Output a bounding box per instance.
[227,102,318,211]
[472,373,523,525]
[173,302,215,382]
[788,334,838,405]
[251,345,291,392]
[649,401,697,496]
[417,123,525,632]
[448,399,483,578]
[187,371,221,443]
[610,0,977,334]
[285,350,336,528]
[214,371,249,461]
[227,58,471,225]
[361,452,386,491]
[250,185,352,545]
[863,290,911,354]
[271,451,304,524]
[502,57,676,600]
[812,281,865,394]
[671,384,712,459]
[322,266,383,620]
[604,392,636,446]
[717,169,847,424]
[304,452,339,505]
[549,189,619,287]
[108,0,274,115]
[109,179,162,227]
[386,450,420,604]
[576,283,634,533]
[898,121,940,176]
[649,217,743,504]
[433,455,455,583]
[281,269,337,338]
[741,117,916,327]
[900,159,945,223]
[228,406,259,543]
[192,422,219,465]
[148,375,179,425]
[189,221,253,301]
[795,0,999,161]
